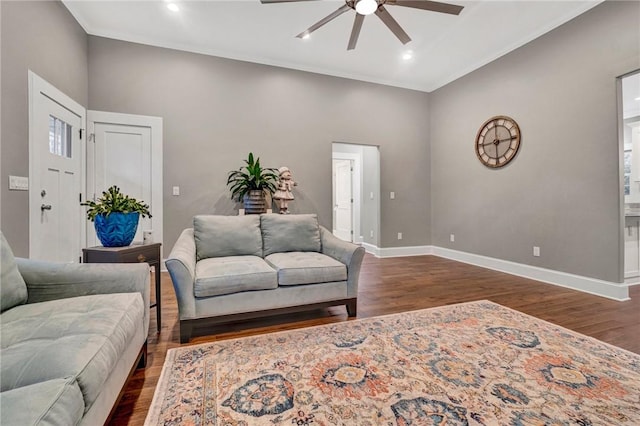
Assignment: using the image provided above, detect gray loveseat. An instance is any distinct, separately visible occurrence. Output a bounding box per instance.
[0,232,150,426]
[166,214,365,342]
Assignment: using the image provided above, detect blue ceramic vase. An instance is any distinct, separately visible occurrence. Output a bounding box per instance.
[94,212,139,247]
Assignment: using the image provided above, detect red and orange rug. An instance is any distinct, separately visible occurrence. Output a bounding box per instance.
[145,301,640,425]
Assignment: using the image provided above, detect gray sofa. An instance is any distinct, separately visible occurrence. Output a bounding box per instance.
[0,232,150,426]
[166,213,365,343]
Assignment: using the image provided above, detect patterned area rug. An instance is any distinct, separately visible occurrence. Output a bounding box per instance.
[145,301,640,425]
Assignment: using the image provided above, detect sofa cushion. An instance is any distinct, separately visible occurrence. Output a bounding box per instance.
[0,293,144,413]
[195,256,277,297]
[265,252,347,286]
[0,231,28,313]
[0,378,84,426]
[261,214,321,257]
[194,215,262,260]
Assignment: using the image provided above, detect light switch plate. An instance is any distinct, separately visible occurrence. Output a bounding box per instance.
[9,175,29,191]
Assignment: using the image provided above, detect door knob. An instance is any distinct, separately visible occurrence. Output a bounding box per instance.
[41,204,52,211]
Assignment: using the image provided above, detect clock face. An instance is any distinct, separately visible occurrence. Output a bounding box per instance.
[475,116,521,168]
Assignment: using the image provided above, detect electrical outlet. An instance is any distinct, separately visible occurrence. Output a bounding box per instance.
[370,230,374,238]
[172,186,180,196]
[390,191,395,199]
[370,192,374,200]
[533,246,540,257]
[450,234,455,242]
[397,232,403,240]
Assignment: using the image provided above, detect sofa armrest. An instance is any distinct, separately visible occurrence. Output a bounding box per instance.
[165,228,197,320]
[16,259,150,336]
[320,227,365,298]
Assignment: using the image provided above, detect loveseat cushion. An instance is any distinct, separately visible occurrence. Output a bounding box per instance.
[194,215,262,260]
[261,214,321,257]
[265,252,347,286]
[0,293,144,413]
[195,255,278,297]
[0,378,84,426]
[0,231,28,313]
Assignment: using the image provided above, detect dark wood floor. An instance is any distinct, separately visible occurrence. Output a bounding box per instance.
[109,254,640,425]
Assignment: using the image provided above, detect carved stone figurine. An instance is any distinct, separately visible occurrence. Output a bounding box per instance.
[273,166,297,214]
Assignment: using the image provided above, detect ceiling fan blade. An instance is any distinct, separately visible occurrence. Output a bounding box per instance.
[347,13,365,50]
[387,0,463,15]
[375,5,411,44]
[260,0,322,3]
[296,4,352,39]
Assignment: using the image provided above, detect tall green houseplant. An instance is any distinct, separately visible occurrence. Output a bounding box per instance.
[227,152,278,214]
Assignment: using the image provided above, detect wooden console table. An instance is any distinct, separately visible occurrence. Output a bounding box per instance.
[82,243,162,333]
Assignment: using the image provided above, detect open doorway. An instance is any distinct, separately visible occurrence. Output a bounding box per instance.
[332,142,380,248]
[620,70,640,284]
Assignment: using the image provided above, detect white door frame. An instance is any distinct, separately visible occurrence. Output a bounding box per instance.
[28,70,86,260]
[87,111,163,250]
[332,151,362,243]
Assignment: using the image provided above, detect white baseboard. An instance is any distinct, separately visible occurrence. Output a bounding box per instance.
[360,243,630,301]
[432,246,629,301]
[360,242,432,258]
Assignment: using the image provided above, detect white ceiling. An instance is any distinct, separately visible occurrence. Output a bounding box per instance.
[62,0,604,93]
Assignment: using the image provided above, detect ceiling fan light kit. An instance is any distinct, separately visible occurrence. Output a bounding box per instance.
[261,0,464,51]
[355,0,378,15]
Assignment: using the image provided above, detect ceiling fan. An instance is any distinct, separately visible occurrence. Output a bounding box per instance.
[260,0,464,50]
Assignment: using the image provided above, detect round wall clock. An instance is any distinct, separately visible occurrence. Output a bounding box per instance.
[475,115,521,168]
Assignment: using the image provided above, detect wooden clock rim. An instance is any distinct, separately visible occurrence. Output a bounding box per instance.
[475,115,521,169]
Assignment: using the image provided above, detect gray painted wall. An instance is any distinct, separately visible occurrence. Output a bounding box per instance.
[430,1,640,283]
[0,0,88,256]
[87,36,430,252]
[361,145,381,246]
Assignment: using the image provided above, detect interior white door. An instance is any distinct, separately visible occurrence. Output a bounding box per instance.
[29,72,85,262]
[87,112,163,249]
[333,159,353,241]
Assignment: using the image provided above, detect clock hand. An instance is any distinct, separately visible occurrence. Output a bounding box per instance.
[497,135,517,143]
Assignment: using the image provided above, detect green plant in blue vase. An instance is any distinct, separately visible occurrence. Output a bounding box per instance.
[81,185,152,247]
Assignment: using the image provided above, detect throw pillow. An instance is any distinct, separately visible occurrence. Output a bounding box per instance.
[194,215,262,260]
[261,214,321,257]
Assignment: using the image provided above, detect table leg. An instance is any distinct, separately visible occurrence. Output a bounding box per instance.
[155,262,161,332]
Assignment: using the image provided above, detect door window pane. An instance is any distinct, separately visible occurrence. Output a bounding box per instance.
[48,115,72,158]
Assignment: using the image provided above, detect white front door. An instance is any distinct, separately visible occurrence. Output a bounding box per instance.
[87,111,163,249]
[29,72,86,262]
[333,159,353,241]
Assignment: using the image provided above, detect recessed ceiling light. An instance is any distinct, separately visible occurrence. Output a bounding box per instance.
[402,51,413,61]
[635,96,640,101]
[167,3,179,12]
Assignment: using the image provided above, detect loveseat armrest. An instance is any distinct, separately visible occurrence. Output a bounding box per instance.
[165,228,197,320]
[320,226,365,298]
